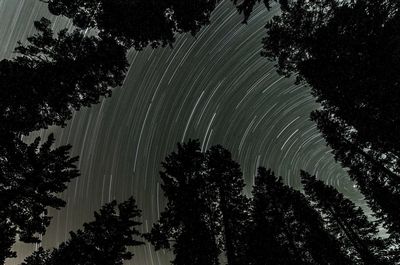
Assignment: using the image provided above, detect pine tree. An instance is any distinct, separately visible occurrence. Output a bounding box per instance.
[22,197,143,265]
[205,145,250,265]
[260,1,400,259]
[248,167,351,265]
[0,133,79,264]
[0,17,128,135]
[301,171,389,265]
[21,248,51,265]
[247,167,297,265]
[42,0,219,49]
[146,140,220,265]
[261,0,400,159]
[311,110,400,261]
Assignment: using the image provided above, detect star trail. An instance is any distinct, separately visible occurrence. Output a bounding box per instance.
[0,0,361,264]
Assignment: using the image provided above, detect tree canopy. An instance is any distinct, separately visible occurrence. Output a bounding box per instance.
[0,18,128,135]
[145,140,221,265]
[42,0,218,49]
[22,197,143,265]
[261,0,400,257]
[301,171,389,265]
[262,0,400,157]
[0,134,79,264]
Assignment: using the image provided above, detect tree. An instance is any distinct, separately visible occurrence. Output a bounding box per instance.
[311,110,400,261]
[0,133,79,264]
[248,167,351,265]
[301,171,389,265]
[22,197,143,265]
[41,0,218,49]
[261,1,400,258]
[0,17,128,135]
[262,0,400,157]
[205,145,250,265]
[146,140,220,265]
[232,0,289,23]
[247,167,297,265]
[42,0,292,48]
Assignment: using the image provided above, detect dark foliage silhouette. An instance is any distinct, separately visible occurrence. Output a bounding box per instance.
[301,171,389,265]
[41,0,218,49]
[148,141,354,265]
[204,145,250,265]
[262,0,400,163]
[0,17,128,262]
[261,0,400,259]
[146,140,220,265]
[0,17,128,135]
[22,197,143,265]
[248,167,351,265]
[0,133,79,264]
[247,167,297,265]
[42,0,291,48]
[232,0,288,23]
[311,110,400,261]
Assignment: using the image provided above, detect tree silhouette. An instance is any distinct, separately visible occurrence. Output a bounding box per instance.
[232,0,288,23]
[301,171,389,265]
[0,133,79,264]
[262,0,400,157]
[248,167,351,265]
[205,145,250,265]
[261,1,400,259]
[22,197,143,265]
[146,140,220,265]
[311,110,400,261]
[41,0,218,49]
[0,17,128,135]
[247,167,297,265]
[42,0,292,48]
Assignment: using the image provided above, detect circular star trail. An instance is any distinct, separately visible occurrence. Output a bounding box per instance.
[0,0,361,264]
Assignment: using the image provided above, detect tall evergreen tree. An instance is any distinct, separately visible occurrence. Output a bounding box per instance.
[248,167,351,265]
[311,110,400,259]
[146,140,220,265]
[22,197,143,265]
[301,171,389,265]
[0,133,79,264]
[0,17,128,135]
[205,145,250,265]
[260,0,400,257]
[247,167,297,265]
[261,0,400,157]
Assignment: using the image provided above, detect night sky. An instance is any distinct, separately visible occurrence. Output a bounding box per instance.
[1,0,361,264]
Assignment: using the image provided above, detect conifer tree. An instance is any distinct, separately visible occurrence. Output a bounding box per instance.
[146,140,220,265]
[247,167,297,265]
[301,171,389,265]
[22,197,143,265]
[248,167,351,265]
[0,17,128,135]
[0,133,79,264]
[311,110,400,260]
[259,0,400,257]
[261,0,400,172]
[42,0,219,49]
[42,0,289,49]
[205,145,250,265]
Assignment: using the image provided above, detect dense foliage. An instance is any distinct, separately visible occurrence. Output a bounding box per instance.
[22,198,143,265]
